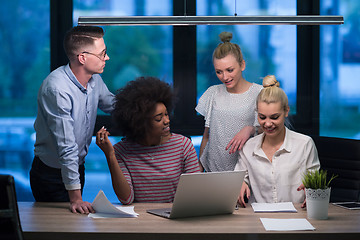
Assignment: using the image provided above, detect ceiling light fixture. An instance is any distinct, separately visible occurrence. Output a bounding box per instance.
[78,15,344,26]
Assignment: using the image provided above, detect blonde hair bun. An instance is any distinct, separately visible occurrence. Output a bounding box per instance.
[263,75,280,88]
[219,32,233,43]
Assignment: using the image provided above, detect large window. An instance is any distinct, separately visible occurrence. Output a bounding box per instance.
[320,0,360,139]
[1,0,358,203]
[76,0,297,202]
[73,0,173,202]
[196,0,297,114]
[0,1,50,201]
[73,0,173,94]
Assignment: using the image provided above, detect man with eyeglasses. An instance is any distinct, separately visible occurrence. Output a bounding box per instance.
[30,26,114,214]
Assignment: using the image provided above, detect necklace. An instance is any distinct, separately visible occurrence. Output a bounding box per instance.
[146,152,154,160]
[143,136,166,160]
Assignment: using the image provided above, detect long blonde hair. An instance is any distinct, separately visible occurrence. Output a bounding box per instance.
[257,75,289,112]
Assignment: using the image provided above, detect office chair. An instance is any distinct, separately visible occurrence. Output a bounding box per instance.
[311,136,360,202]
[0,174,24,240]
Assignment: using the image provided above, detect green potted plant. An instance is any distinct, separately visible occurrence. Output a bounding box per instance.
[302,169,337,220]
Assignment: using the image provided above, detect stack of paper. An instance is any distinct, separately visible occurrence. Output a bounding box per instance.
[251,202,315,231]
[260,218,315,231]
[88,190,139,218]
[251,202,297,212]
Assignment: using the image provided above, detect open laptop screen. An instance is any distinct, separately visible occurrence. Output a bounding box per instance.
[147,171,245,219]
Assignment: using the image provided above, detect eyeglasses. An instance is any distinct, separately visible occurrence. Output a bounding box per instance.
[78,48,108,61]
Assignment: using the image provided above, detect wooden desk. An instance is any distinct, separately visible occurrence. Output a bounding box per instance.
[19,202,360,240]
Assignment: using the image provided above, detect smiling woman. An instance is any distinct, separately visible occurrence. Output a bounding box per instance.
[196,31,263,173]
[235,75,320,208]
[95,76,201,205]
[256,75,290,157]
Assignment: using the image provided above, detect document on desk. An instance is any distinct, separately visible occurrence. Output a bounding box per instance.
[260,218,315,231]
[88,190,139,218]
[251,202,297,212]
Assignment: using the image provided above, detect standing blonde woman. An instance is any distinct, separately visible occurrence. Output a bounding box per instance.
[196,32,262,172]
[236,75,320,208]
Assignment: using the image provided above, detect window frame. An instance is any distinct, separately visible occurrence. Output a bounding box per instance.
[51,0,321,137]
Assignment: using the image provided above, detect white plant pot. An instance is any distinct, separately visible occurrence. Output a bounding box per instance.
[305,187,331,220]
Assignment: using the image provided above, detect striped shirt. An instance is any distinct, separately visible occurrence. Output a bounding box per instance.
[113,133,201,204]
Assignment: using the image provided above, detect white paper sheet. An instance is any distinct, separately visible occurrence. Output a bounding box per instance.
[88,190,139,218]
[251,202,297,212]
[260,218,315,231]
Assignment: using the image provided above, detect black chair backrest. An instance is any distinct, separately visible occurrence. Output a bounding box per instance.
[0,174,24,240]
[311,136,360,202]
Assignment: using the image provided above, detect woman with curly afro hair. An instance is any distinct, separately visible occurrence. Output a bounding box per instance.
[96,76,200,205]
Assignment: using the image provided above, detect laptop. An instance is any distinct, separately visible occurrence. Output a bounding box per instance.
[146,170,245,219]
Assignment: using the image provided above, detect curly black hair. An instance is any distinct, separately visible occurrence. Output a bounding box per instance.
[112,76,174,142]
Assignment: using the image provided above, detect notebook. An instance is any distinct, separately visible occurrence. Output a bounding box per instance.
[146,170,245,219]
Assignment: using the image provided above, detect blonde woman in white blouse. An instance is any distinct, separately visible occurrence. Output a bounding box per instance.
[196,32,262,172]
[236,75,320,208]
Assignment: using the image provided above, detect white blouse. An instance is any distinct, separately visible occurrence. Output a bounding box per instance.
[235,127,320,203]
[196,83,263,171]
